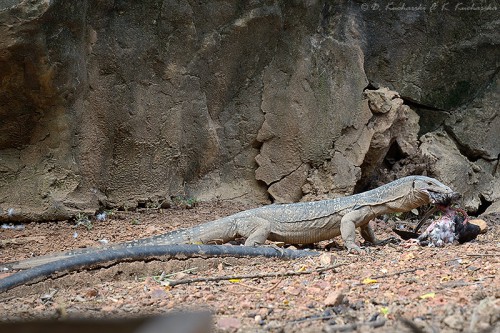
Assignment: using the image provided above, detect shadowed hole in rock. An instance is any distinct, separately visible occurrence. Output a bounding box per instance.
[474,194,492,216]
[354,139,410,194]
[383,141,406,169]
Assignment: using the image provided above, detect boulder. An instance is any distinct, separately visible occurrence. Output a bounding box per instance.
[419,131,499,213]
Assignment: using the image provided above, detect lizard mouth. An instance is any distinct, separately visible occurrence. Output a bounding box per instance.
[428,190,461,205]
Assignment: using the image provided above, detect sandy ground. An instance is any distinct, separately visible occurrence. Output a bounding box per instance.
[0,201,498,333]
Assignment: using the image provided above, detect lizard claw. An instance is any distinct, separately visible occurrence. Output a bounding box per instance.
[269,243,285,256]
[373,237,399,245]
[346,244,366,255]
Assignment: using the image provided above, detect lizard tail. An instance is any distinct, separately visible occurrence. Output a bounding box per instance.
[134,217,236,246]
[0,218,234,271]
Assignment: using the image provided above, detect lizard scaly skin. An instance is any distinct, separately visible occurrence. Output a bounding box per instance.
[1,175,458,271]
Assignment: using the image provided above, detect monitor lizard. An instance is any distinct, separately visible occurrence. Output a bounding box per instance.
[1,175,458,272]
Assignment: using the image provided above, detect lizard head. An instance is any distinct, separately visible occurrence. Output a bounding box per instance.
[412,176,460,205]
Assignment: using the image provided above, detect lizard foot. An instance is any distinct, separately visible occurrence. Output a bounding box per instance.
[369,237,400,246]
[346,244,367,255]
[269,243,285,256]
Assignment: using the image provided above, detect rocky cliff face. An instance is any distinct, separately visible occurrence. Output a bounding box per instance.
[0,0,498,221]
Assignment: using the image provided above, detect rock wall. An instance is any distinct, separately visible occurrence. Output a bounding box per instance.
[0,0,498,221]
[421,73,500,215]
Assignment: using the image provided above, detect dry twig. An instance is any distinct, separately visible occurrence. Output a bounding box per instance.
[228,279,283,294]
[291,315,336,323]
[323,318,386,332]
[371,268,422,280]
[165,263,345,287]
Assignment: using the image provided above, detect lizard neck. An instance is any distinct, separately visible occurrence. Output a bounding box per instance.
[366,187,431,216]
[401,189,431,210]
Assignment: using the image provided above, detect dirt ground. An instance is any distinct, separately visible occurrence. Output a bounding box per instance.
[0,201,498,333]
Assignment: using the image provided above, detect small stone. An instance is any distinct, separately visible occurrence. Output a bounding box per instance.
[307,287,322,294]
[314,280,331,289]
[258,308,268,319]
[73,295,86,302]
[241,300,253,309]
[149,287,167,299]
[324,289,345,307]
[286,287,302,296]
[217,317,241,330]
[145,225,159,235]
[84,288,99,298]
[469,219,488,233]
[101,305,115,312]
[254,315,263,324]
[319,253,333,266]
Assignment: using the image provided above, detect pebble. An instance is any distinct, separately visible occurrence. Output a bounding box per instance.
[319,253,333,266]
[324,289,345,307]
[469,219,488,233]
[258,307,268,319]
[217,317,241,330]
[241,300,253,309]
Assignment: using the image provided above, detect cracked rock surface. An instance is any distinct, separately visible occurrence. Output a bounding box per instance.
[0,0,499,220]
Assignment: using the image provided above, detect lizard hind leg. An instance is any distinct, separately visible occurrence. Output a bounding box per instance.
[239,217,272,246]
[360,223,380,244]
[361,223,398,247]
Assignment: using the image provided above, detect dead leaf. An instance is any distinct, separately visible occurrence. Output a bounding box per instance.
[362,278,378,285]
[380,306,390,317]
[419,292,436,299]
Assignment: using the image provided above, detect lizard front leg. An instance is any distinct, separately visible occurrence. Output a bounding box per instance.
[340,208,374,254]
